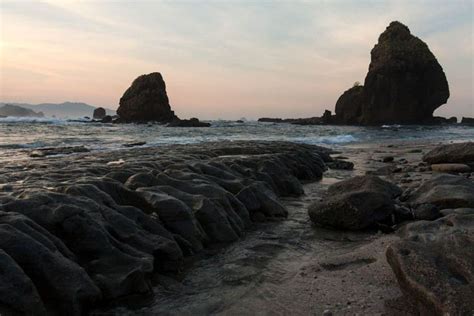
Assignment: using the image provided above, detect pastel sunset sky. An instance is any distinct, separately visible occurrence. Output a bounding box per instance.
[1,0,472,119]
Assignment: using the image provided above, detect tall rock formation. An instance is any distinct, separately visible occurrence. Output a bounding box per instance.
[335,21,450,125]
[117,72,177,123]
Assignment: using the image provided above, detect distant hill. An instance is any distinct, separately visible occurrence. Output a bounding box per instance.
[0,102,116,119]
[0,104,44,117]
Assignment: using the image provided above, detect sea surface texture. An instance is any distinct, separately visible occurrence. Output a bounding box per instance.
[0,118,473,161]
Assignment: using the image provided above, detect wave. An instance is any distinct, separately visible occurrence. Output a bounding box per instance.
[292,134,357,145]
[0,116,67,124]
[381,124,402,128]
[0,141,47,149]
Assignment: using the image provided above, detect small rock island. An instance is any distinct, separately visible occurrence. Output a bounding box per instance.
[334,21,450,125]
[116,72,210,127]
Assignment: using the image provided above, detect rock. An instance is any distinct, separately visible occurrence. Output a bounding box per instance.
[117,72,177,123]
[93,107,106,120]
[326,159,354,170]
[0,140,329,312]
[123,141,147,148]
[334,21,449,125]
[447,116,457,124]
[0,248,46,316]
[257,117,324,125]
[431,163,471,173]
[135,188,207,253]
[322,309,333,316]
[382,156,394,163]
[407,173,474,209]
[440,208,474,216]
[423,142,474,164]
[366,165,401,175]
[439,207,474,216]
[461,117,474,125]
[141,185,240,245]
[412,203,440,220]
[308,175,402,230]
[3,192,159,299]
[386,214,474,315]
[167,118,211,127]
[321,110,334,124]
[0,211,101,315]
[258,117,284,123]
[334,85,364,124]
[101,115,112,123]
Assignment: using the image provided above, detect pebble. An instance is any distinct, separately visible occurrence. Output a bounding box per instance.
[322,309,333,316]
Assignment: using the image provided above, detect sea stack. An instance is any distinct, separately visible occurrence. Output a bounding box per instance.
[117,72,177,123]
[335,21,450,125]
[93,107,106,120]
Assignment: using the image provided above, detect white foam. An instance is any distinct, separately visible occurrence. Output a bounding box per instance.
[381,124,402,128]
[0,116,66,124]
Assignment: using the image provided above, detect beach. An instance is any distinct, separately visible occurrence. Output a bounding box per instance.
[1,134,472,315]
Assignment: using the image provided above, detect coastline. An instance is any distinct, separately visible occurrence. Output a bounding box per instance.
[0,138,472,315]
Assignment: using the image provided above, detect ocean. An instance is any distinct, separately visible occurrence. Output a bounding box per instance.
[0,116,473,162]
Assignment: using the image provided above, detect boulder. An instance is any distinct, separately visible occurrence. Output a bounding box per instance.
[423,142,474,164]
[320,109,334,124]
[0,211,101,315]
[167,117,211,127]
[386,214,474,315]
[334,21,449,125]
[93,107,106,120]
[308,175,402,230]
[461,117,474,125]
[326,159,354,170]
[134,188,207,253]
[3,192,157,299]
[430,163,471,173]
[0,249,46,316]
[117,72,177,123]
[101,115,113,123]
[406,173,474,209]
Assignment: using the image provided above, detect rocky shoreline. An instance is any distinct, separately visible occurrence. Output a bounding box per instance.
[0,140,473,315]
[0,141,330,315]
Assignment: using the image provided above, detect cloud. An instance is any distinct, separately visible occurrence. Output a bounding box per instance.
[0,0,472,118]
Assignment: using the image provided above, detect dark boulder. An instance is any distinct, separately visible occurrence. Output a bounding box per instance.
[406,173,474,209]
[0,211,101,315]
[117,72,177,123]
[93,107,106,120]
[423,142,474,164]
[335,21,449,125]
[461,117,474,125]
[0,248,47,316]
[320,109,334,124]
[326,159,354,170]
[308,175,402,230]
[167,117,211,127]
[101,115,112,123]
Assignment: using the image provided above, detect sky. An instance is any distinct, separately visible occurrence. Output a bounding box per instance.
[0,0,472,120]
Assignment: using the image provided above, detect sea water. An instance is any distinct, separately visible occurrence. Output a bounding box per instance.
[0,117,473,161]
